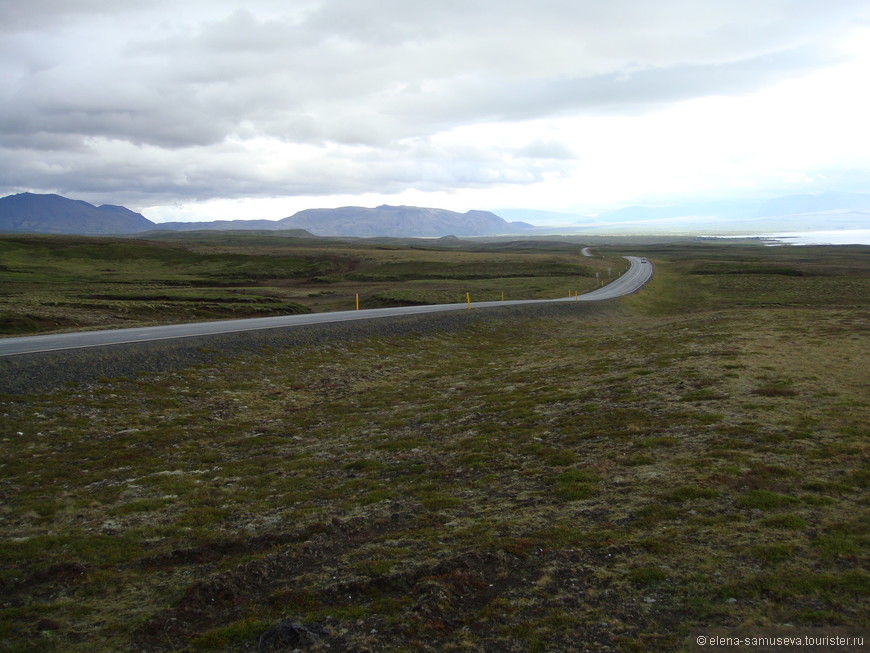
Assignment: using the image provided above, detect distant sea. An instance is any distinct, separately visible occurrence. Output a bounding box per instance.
[729,229,870,246]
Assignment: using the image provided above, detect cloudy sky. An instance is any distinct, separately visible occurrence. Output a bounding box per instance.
[2,0,869,223]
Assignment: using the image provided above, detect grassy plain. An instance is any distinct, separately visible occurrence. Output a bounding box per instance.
[0,234,620,335]
[0,241,868,651]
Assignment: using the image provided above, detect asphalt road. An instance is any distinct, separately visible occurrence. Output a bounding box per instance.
[0,256,652,357]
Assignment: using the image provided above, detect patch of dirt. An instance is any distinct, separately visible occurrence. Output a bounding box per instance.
[1,562,89,599]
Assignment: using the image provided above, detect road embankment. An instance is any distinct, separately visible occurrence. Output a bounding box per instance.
[0,301,622,395]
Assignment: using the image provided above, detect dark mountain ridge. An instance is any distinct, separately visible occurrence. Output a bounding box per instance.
[153,219,290,231]
[0,194,532,237]
[3,191,868,238]
[277,204,533,237]
[0,193,155,235]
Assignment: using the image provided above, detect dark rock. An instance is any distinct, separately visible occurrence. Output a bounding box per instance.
[257,620,328,651]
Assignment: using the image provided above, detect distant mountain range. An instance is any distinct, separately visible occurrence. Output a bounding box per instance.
[277,205,532,237]
[595,192,870,223]
[1,191,868,238]
[0,193,155,235]
[0,193,533,237]
[498,192,870,234]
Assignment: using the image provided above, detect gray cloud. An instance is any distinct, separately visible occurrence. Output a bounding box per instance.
[1,0,869,207]
[0,131,573,210]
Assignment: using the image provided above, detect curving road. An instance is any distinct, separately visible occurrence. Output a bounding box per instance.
[0,256,652,357]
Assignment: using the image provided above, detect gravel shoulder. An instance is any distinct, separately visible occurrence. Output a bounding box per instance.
[0,301,619,395]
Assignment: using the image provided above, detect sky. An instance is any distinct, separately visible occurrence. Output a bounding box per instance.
[2,0,870,224]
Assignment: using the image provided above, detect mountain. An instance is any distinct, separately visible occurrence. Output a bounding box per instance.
[600,193,870,225]
[0,193,155,235]
[580,193,870,234]
[152,218,289,231]
[494,208,589,225]
[597,199,760,223]
[755,192,870,217]
[0,194,531,238]
[276,205,534,237]
[153,205,532,237]
[5,191,865,238]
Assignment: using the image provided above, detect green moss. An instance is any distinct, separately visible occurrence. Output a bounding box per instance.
[664,485,719,503]
[189,617,274,650]
[738,489,799,511]
[2,242,868,651]
[626,565,668,585]
[761,514,808,530]
[550,469,598,501]
[750,543,795,564]
[633,503,682,527]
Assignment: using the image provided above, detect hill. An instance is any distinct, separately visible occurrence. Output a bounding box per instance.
[0,194,532,238]
[140,228,318,240]
[277,204,534,237]
[0,193,155,235]
[153,219,290,231]
[1,243,867,650]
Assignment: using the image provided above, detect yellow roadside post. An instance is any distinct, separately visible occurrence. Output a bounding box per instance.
[355,293,360,310]
[466,292,471,309]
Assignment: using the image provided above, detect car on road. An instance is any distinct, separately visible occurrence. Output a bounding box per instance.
[640,257,648,263]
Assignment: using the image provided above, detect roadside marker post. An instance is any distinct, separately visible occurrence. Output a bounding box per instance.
[466,292,471,309]
[355,293,360,310]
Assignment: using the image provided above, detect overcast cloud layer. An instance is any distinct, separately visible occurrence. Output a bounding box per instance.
[2,0,869,221]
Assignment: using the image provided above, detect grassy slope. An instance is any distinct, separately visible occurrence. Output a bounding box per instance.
[0,234,621,335]
[0,245,867,652]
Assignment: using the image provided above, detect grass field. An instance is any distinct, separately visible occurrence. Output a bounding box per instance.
[0,234,623,335]
[0,241,868,651]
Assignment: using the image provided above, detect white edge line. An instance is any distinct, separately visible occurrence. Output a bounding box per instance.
[1,257,650,357]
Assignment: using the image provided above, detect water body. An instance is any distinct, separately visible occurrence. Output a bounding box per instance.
[727,229,870,245]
